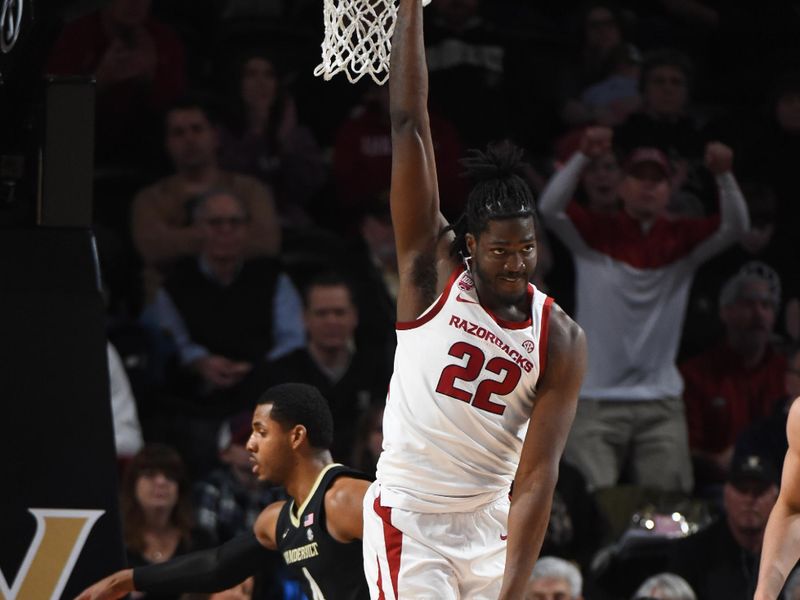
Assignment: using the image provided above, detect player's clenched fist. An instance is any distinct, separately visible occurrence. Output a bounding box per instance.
[704,141,733,174]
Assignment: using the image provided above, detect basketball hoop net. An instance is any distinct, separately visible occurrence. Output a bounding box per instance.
[315,0,432,85]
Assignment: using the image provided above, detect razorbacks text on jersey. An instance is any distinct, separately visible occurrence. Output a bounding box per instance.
[377,266,553,513]
[276,464,371,600]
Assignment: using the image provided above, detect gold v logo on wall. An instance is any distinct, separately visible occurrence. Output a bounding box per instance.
[0,508,104,600]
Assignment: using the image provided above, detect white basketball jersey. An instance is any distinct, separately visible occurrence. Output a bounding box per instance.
[377,266,553,513]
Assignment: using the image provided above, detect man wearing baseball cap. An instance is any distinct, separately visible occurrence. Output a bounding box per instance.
[624,147,673,177]
[668,453,779,600]
[539,125,749,494]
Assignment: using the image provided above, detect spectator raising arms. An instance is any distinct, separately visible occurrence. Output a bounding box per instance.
[540,126,749,493]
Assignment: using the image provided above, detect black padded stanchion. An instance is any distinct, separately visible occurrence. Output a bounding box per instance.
[0,228,125,599]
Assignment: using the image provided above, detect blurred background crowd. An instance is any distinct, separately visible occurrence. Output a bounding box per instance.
[39,0,800,598]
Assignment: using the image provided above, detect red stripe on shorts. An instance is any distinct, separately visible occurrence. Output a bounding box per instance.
[376,557,385,600]
[374,495,402,598]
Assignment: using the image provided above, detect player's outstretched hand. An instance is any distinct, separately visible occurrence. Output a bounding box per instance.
[579,126,613,159]
[704,141,733,174]
[74,569,135,600]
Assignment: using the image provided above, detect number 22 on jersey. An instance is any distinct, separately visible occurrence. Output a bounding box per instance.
[435,341,522,415]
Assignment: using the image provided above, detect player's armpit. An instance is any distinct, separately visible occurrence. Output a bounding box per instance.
[324,477,372,543]
[254,500,285,551]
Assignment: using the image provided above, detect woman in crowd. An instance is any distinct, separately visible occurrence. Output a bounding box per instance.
[121,444,202,599]
[217,52,326,225]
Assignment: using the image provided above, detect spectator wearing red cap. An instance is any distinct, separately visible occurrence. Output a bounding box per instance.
[539,126,749,493]
[613,49,714,209]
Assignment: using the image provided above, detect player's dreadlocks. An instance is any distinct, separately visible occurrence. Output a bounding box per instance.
[445,141,536,260]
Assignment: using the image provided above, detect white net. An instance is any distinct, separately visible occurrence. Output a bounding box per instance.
[315,0,432,85]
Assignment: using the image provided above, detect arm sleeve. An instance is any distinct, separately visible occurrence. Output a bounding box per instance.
[267,274,306,360]
[537,153,593,255]
[133,532,271,594]
[687,172,750,266]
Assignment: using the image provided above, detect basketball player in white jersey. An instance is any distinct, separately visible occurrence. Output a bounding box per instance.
[361,1,587,598]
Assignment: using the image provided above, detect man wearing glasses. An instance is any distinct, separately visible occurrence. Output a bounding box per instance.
[149,188,304,475]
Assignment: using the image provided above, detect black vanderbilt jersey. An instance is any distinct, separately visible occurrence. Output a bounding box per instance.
[276,464,371,600]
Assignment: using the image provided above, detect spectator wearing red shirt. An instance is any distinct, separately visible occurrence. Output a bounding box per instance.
[46,0,187,166]
[681,261,787,490]
[333,84,466,226]
[540,126,749,493]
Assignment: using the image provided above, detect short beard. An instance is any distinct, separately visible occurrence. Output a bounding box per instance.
[472,259,527,306]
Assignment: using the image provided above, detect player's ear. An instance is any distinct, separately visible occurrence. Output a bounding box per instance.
[465,233,477,257]
[290,424,308,449]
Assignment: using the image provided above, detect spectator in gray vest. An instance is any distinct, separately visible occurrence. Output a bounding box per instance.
[147,188,303,476]
[152,188,303,393]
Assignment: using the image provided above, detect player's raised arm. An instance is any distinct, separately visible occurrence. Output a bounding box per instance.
[755,398,800,600]
[499,307,586,600]
[390,0,450,319]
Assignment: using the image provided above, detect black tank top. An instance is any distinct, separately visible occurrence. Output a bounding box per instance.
[276,464,371,600]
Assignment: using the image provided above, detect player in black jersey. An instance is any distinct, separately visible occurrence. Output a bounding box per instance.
[76,383,372,600]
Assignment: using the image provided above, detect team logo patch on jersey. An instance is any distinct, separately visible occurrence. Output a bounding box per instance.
[304,513,314,527]
[307,527,314,541]
[523,340,535,354]
[458,273,475,291]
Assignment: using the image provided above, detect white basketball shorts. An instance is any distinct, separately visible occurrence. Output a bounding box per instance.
[362,481,510,599]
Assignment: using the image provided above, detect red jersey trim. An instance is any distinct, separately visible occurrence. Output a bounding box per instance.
[538,296,554,376]
[483,283,534,330]
[395,265,463,331]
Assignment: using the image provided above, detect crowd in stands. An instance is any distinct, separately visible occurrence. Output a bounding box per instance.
[48,0,800,598]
